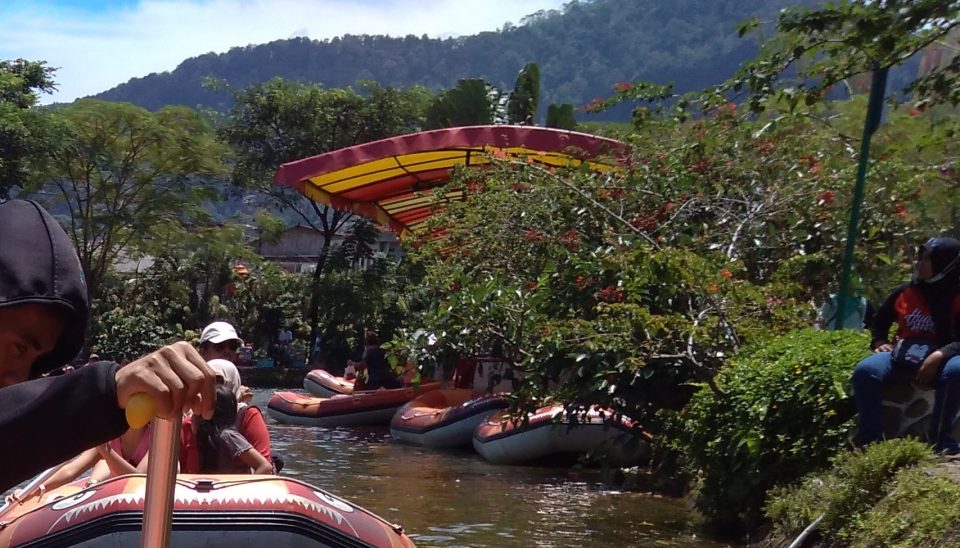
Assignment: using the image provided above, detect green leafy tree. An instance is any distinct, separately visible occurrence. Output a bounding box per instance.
[727,0,960,113]
[389,96,950,444]
[0,58,57,198]
[545,103,576,129]
[29,100,227,302]
[220,78,429,342]
[594,1,960,118]
[507,62,541,125]
[227,261,310,356]
[425,78,495,129]
[93,302,183,363]
[131,223,260,329]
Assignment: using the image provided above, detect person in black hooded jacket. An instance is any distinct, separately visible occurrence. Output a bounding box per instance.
[851,236,960,453]
[0,199,217,491]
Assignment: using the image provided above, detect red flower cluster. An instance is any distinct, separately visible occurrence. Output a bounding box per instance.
[816,190,836,206]
[614,82,634,92]
[524,229,544,242]
[583,98,607,114]
[596,285,625,303]
[560,230,580,246]
[525,281,538,292]
[895,203,908,220]
[800,155,823,175]
[691,159,710,174]
[630,216,658,232]
[721,268,733,279]
[598,188,626,201]
[575,275,598,289]
[755,140,775,155]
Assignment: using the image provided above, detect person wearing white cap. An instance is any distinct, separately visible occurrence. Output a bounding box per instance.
[198,322,273,469]
[199,322,244,361]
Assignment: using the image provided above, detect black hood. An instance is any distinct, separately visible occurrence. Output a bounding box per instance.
[919,237,960,284]
[0,200,89,377]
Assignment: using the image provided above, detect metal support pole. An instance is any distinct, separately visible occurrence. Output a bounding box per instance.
[833,66,889,330]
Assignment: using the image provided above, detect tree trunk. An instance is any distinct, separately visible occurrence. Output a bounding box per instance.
[306,238,332,357]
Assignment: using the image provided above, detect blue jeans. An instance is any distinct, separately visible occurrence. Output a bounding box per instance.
[851,351,960,451]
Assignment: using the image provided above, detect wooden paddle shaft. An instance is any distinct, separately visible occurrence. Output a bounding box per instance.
[140,416,180,548]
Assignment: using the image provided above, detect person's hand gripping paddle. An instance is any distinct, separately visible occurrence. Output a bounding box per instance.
[118,341,215,548]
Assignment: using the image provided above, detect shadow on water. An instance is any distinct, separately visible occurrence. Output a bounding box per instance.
[255,389,729,548]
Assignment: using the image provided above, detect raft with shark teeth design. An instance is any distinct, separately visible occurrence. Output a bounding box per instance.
[0,474,415,547]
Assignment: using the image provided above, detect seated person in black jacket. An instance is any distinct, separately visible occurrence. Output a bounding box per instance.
[347,330,402,390]
[0,199,217,491]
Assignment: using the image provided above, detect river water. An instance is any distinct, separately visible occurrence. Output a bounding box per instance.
[253,389,729,548]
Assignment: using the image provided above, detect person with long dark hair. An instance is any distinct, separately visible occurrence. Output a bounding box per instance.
[195,386,273,474]
[852,237,960,453]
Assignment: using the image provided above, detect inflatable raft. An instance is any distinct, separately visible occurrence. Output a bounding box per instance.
[268,383,441,427]
[473,405,652,466]
[0,474,415,547]
[303,369,355,398]
[390,389,510,448]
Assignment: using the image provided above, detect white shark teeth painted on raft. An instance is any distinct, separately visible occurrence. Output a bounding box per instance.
[64,493,143,523]
[47,493,353,535]
[48,493,144,533]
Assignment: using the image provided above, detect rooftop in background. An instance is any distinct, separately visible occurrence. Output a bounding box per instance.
[247,224,401,274]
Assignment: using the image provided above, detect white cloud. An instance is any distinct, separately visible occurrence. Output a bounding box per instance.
[0,0,565,104]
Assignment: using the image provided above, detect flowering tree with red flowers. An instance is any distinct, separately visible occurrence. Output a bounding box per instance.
[388,95,958,434]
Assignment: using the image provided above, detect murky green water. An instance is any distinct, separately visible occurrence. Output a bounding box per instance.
[255,389,729,548]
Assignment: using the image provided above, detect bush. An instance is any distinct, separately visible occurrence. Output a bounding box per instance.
[766,438,936,546]
[850,466,960,547]
[671,327,869,533]
[766,439,933,539]
[93,304,183,363]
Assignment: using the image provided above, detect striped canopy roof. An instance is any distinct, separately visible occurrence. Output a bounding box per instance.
[274,125,629,238]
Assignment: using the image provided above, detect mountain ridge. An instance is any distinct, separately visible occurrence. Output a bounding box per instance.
[94,0,823,118]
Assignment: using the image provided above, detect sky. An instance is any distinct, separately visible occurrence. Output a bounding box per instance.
[1,0,567,104]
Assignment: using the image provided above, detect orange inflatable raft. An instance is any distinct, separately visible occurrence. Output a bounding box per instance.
[303,369,355,398]
[0,474,415,547]
[267,383,441,427]
[473,405,652,465]
[390,389,510,448]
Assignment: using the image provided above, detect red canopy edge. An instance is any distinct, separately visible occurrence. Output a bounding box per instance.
[274,125,629,187]
[274,125,630,238]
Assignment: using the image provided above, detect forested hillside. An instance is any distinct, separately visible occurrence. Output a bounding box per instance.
[94,0,820,117]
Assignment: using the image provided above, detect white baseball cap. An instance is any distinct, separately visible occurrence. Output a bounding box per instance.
[199,322,244,346]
